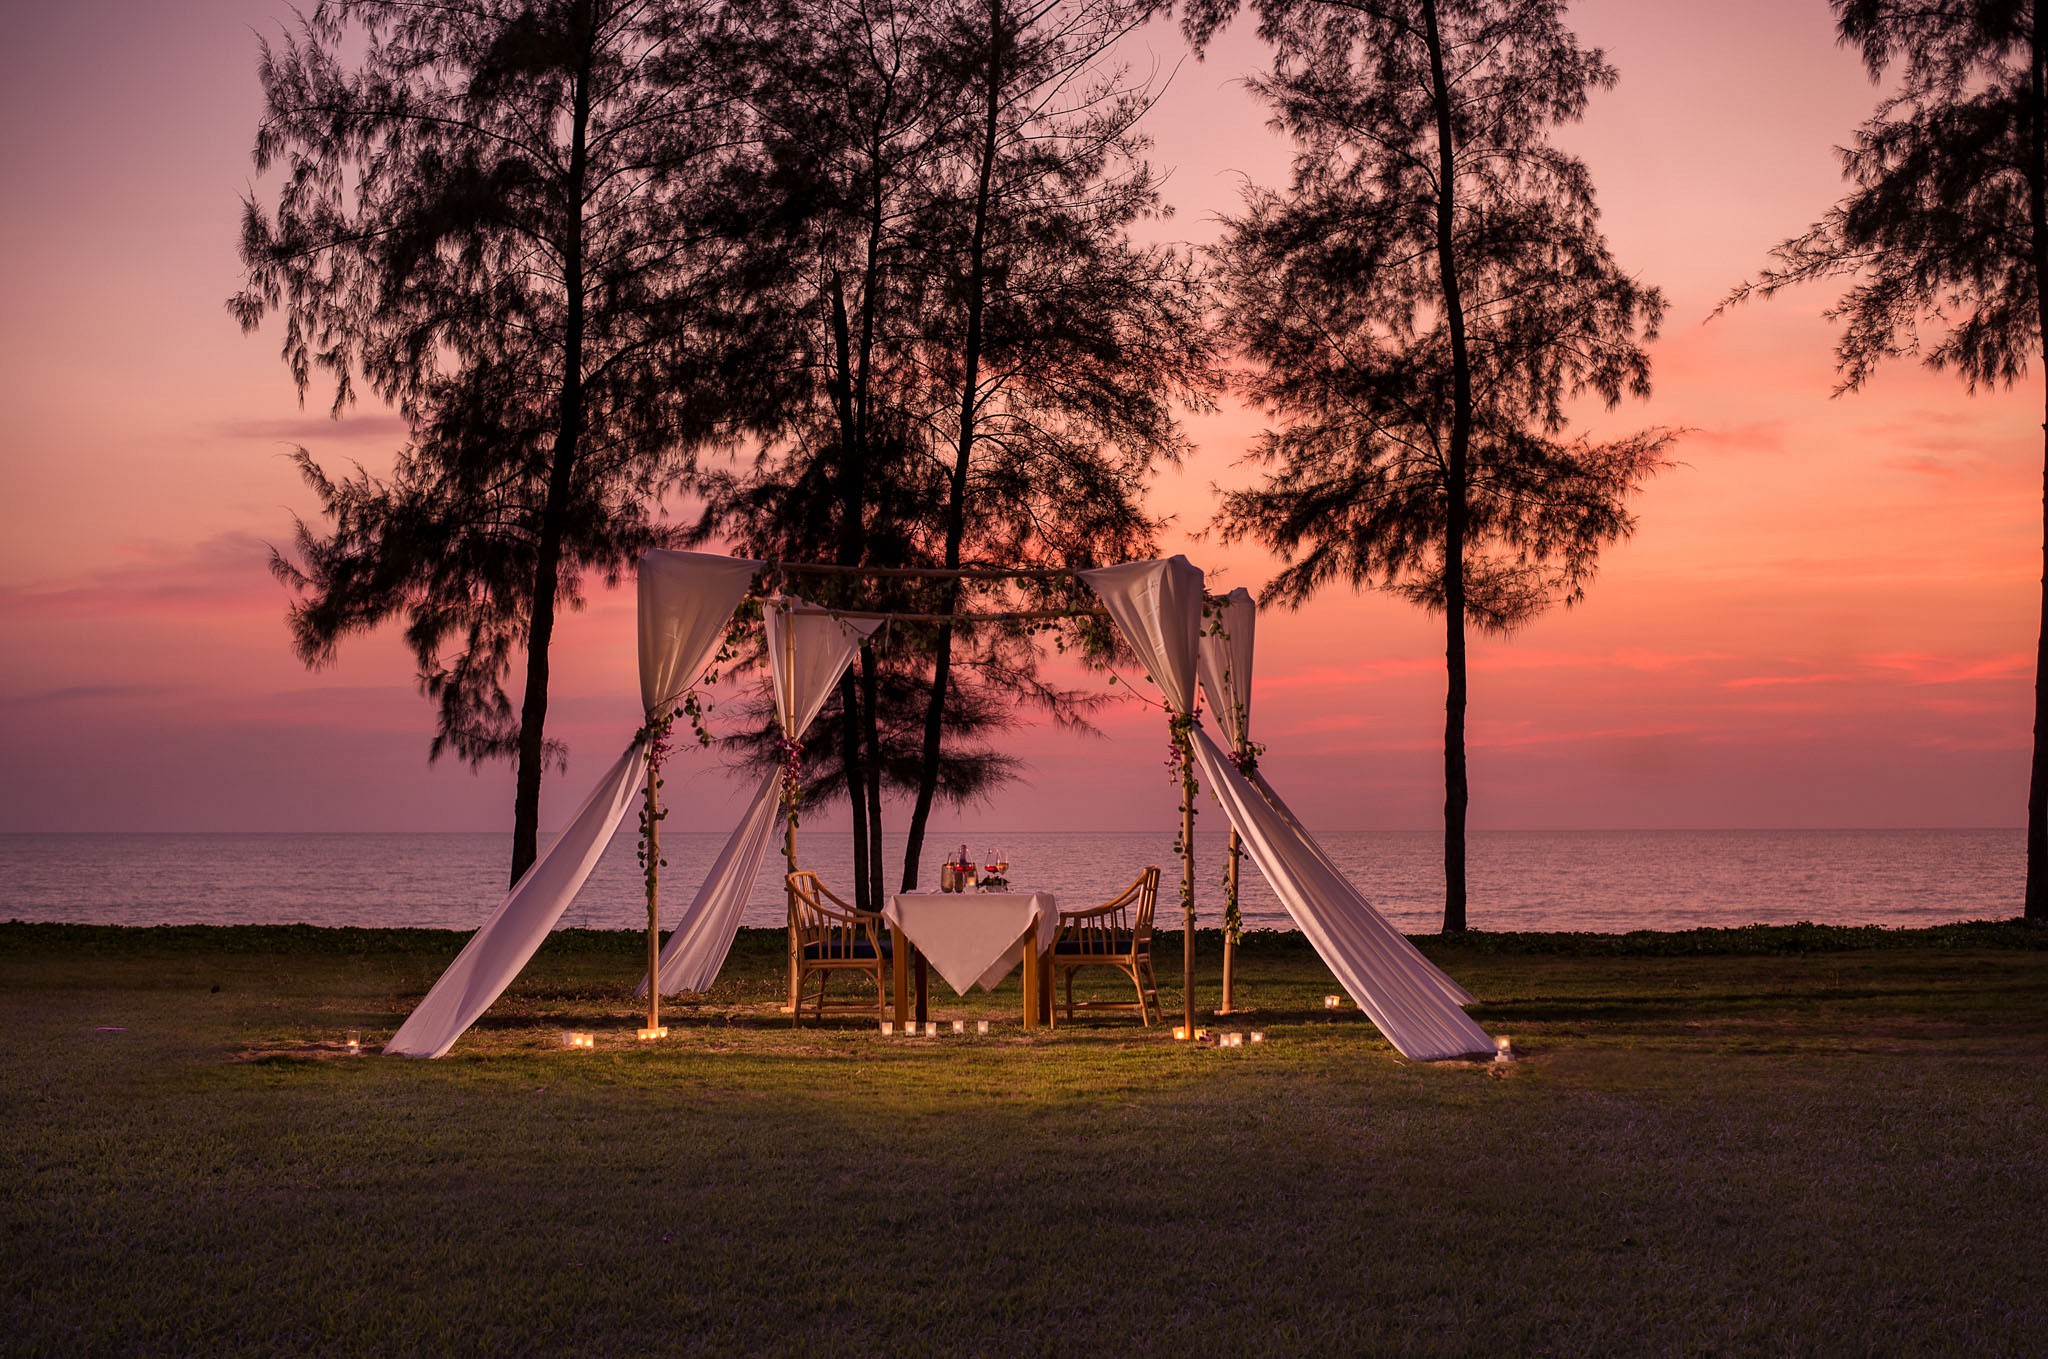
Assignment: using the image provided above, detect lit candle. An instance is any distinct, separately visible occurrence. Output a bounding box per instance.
[1249,1031,1265,1044]
[951,1020,965,1034]
[637,1026,668,1041]
[1225,1032,1243,1048]
[563,1031,594,1049]
[924,1021,938,1037]
[976,1020,990,1035]
[881,1021,894,1036]
[1324,995,1340,1009]
[1494,1035,1513,1062]
[345,1031,361,1055]
[1174,1025,1189,1041]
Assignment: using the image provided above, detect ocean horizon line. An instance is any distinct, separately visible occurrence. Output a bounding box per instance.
[0,825,2025,837]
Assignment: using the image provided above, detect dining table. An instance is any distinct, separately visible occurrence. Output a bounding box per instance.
[884,890,1060,1028]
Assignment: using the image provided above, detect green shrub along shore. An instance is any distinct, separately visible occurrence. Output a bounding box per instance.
[4,920,2045,1356]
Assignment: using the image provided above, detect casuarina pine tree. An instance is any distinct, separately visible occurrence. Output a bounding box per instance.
[1728,0,2048,920]
[1188,0,1671,931]
[232,1,794,885]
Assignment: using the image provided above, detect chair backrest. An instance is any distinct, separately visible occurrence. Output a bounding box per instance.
[787,871,871,950]
[1132,866,1160,937]
[1069,867,1161,957]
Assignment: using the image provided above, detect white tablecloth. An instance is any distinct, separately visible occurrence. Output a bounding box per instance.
[885,892,1060,995]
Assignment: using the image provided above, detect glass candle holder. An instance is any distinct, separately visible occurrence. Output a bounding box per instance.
[924,1021,938,1037]
[951,1020,965,1034]
[976,1020,990,1035]
[880,1021,894,1036]
[1324,995,1341,1009]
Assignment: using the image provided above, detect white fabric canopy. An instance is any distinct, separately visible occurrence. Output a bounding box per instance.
[1081,556,1205,718]
[1198,587,1256,749]
[1249,764,1475,1008]
[639,769,780,996]
[385,550,758,1057]
[1087,556,1488,1061]
[642,597,879,997]
[765,597,878,736]
[1189,728,1491,1059]
[639,551,762,719]
[383,744,652,1059]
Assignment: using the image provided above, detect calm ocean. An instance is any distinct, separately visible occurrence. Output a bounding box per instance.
[0,828,2023,934]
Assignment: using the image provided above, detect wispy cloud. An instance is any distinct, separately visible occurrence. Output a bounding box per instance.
[0,682,184,707]
[1723,671,1855,690]
[0,532,287,619]
[1683,420,1790,455]
[204,414,408,448]
[1864,651,2031,686]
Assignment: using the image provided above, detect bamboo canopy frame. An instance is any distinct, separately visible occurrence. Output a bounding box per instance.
[636,558,1227,1034]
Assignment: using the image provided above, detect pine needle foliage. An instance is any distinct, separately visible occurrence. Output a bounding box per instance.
[1190,0,1672,930]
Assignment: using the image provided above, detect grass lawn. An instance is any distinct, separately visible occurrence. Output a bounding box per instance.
[3,920,2045,1356]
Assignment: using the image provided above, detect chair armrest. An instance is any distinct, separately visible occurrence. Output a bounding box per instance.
[811,900,887,930]
[1057,900,1131,925]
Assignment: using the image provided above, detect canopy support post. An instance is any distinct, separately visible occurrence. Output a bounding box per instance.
[1177,722,1197,1038]
[1220,827,1242,1014]
[781,607,802,1017]
[644,744,662,1034]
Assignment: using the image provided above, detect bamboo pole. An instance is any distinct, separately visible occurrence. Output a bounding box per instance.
[781,612,802,1017]
[644,743,661,1033]
[1179,726,1196,1039]
[1220,826,1242,1014]
[765,560,1077,581]
[776,604,1107,623]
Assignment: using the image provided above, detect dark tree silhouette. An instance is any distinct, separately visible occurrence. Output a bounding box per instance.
[896,0,1217,894]
[698,0,1214,899]
[1189,0,1670,931]
[706,0,978,910]
[232,0,791,885]
[1727,0,2048,920]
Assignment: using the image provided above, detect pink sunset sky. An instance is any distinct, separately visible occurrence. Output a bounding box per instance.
[0,0,2036,837]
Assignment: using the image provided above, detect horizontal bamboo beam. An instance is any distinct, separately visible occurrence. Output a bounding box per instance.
[761,560,1077,581]
[775,604,1108,623]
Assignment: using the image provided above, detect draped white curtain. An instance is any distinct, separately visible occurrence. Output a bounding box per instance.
[1198,587,1256,748]
[384,550,759,1058]
[642,597,879,996]
[1089,557,1492,1061]
[1188,729,1492,1060]
[1081,556,1205,718]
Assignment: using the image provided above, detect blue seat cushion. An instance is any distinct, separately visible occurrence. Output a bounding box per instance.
[1054,936,1144,956]
[802,938,891,961]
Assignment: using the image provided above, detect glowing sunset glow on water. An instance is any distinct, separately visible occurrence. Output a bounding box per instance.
[0,1,2036,837]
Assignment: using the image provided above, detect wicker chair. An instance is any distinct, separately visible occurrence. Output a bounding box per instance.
[1048,866,1161,1027]
[786,871,892,1025]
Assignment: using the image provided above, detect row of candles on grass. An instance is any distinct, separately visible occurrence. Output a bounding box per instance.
[1175,1026,1264,1046]
[880,1019,990,1035]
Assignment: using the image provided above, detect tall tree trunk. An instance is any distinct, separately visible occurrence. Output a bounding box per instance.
[903,0,1005,893]
[1423,0,1471,933]
[2028,0,2048,920]
[510,48,593,888]
[838,672,871,909]
[827,275,872,909]
[862,644,885,909]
